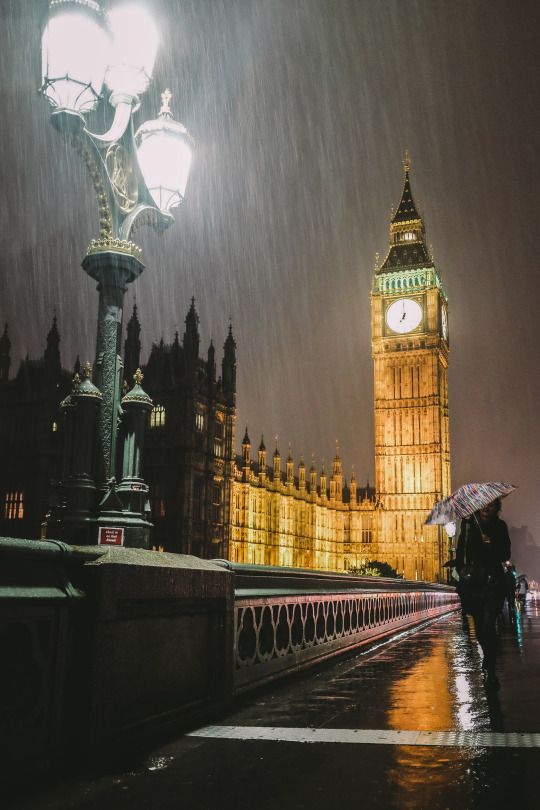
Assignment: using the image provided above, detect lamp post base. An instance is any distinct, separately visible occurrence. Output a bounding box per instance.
[46,477,152,549]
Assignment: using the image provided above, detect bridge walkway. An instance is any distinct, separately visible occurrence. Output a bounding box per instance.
[10,597,540,810]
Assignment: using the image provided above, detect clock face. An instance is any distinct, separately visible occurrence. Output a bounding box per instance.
[441,306,448,340]
[385,298,423,334]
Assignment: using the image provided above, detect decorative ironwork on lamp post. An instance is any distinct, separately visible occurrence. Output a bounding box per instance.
[40,0,194,547]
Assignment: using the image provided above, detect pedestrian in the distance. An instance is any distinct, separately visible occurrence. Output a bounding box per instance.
[516,574,529,607]
[504,563,517,620]
[455,498,511,690]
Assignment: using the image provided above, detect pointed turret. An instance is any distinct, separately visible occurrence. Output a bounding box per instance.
[183,297,200,373]
[350,467,357,504]
[309,456,317,495]
[258,435,267,478]
[379,152,431,273]
[286,444,294,485]
[319,460,327,500]
[222,323,236,403]
[0,323,11,383]
[242,426,251,467]
[298,456,306,492]
[273,438,281,483]
[44,316,61,370]
[207,339,216,383]
[124,303,141,384]
[330,440,343,502]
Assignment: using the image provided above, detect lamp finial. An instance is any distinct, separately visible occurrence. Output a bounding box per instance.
[160,88,172,117]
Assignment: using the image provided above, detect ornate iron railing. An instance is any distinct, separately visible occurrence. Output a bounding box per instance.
[222,563,459,691]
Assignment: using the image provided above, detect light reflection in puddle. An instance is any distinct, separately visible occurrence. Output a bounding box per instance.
[147,755,174,772]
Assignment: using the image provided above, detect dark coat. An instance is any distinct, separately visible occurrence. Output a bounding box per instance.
[455,515,511,573]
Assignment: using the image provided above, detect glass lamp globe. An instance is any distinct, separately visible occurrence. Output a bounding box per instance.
[41,0,110,114]
[136,90,194,213]
[105,5,159,100]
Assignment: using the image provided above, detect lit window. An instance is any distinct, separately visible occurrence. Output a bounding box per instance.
[403,231,415,241]
[4,491,24,520]
[195,412,205,432]
[52,421,58,432]
[214,439,223,458]
[150,404,166,428]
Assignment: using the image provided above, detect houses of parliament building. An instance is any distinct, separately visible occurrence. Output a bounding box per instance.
[0,159,451,582]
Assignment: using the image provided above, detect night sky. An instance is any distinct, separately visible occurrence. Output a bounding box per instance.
[1,1,539,573]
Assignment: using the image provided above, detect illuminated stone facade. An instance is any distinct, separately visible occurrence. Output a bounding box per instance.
[371,155,451,581]
[228,158,451,581]
[229,434,378,572]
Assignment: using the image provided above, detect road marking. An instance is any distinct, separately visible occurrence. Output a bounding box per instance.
[187,725,540,748]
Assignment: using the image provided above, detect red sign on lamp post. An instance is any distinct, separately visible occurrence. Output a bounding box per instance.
[98,527,125,546]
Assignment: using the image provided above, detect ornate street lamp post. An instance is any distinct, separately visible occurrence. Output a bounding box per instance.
[40,0,193,547]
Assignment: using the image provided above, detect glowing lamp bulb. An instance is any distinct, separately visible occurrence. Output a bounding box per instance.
[105,5,159,99]
[41,0,110,114]
[136,90,194,213]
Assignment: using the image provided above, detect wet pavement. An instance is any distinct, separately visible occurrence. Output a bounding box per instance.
[10,595,540,809]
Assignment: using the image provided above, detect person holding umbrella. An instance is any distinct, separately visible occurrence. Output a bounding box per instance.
[426,482,516,690]
[455,498,511,689]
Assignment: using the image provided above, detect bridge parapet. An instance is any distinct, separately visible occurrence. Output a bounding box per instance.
[1,540,459,779]
[216,562,459,691]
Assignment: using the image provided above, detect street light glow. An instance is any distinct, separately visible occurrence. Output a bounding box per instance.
[41,1,110,113]
[105,5,159,99]
[136,92,194,212]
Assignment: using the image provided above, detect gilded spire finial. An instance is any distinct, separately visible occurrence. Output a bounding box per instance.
[134,368,144,385]
[403,149,411,174]
[72,372,81,391]
[83,361,92,379]
[160,88,172,117]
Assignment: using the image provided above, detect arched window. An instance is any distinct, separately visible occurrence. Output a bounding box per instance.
[150,404,166,428]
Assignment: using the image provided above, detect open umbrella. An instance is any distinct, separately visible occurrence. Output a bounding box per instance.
[425,482,517,526]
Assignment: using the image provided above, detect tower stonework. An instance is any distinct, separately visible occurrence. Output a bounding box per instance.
[371,156,451,581]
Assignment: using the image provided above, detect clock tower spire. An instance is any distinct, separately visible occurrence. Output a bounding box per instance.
[381,152,430,273]
[371,154,450,582]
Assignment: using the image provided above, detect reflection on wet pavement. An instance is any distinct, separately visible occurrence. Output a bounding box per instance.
[9,596,540,810]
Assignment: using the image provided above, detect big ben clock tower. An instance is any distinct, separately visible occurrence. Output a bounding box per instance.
[371,154,450,582]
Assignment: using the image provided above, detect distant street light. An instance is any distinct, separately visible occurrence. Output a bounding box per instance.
[40,0,194,548]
